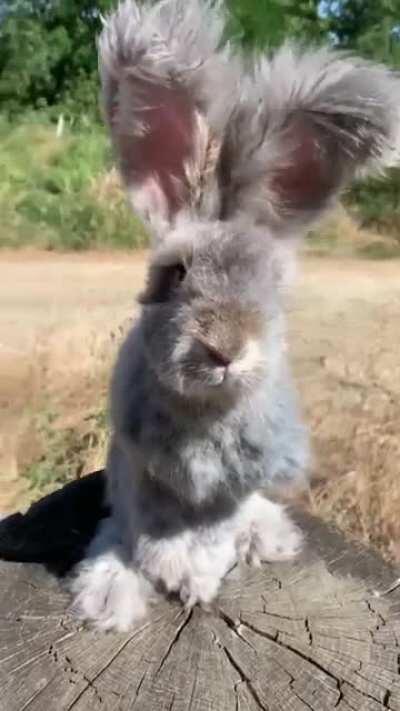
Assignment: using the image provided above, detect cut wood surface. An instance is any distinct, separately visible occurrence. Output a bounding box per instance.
[1,473,400,711]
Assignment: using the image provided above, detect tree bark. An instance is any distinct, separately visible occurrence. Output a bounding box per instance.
[1,473,400,711]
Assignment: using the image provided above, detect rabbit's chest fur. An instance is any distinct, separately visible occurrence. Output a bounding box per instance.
[112,329,309,507]
[142,410,266,505]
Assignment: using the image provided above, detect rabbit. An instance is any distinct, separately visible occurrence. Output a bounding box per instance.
[69,0,400,631]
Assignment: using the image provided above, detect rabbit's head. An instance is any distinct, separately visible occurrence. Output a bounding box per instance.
[137,220,286,403]
[100,0,400,403]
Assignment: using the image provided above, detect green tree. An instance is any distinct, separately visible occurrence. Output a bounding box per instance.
[226,0,325,50]
[321,0,400,236]
[1,1,399,117]
[324,0,400,66]
[0,0,116,118]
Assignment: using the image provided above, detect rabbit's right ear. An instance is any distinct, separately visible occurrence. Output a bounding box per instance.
[219,46,400,233]
[99,0,238,235]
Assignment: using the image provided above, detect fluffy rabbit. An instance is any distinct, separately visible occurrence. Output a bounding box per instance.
[69,0,400,631]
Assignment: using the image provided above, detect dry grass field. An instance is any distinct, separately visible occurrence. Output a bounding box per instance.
[1,250,400,561]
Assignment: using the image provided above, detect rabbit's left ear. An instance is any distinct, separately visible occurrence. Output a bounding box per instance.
[99,0,238,232]
[219,46,400,232]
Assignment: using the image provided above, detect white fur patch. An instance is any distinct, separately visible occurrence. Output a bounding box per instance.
[232,339,264,376]
[70,495,302,631]
[236,492,303,565]
[134,524,237,607]
[69,519,150,632]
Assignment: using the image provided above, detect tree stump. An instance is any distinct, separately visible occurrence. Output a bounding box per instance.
[1,473,400,710]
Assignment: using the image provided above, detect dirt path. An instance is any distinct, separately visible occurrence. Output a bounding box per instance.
[1,252,400,557]
[0,250,148,350]
[1,250,399,350]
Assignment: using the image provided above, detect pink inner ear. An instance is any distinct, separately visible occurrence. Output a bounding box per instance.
[271,118,337,211]
[119,82,195,215]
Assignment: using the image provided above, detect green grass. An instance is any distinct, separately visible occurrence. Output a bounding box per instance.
[356,241,400,260]
[1,117,400,253]
[306,206,400,259]
[23,407,109,499]
[0,118,148,250]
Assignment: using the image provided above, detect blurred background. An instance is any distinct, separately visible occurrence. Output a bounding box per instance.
[1,0,400,252]
[1,1,400,561]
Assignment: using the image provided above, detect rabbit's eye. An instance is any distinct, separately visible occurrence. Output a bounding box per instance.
[139,262,186,305]
[167,262,187,292]
[175,262,187,283]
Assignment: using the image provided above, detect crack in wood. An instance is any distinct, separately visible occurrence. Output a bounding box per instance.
[288,677,316,711]
[216,606,280,710]
[218,609,256,651]
[15,615,63,622]
[166,693,176,711]
[220,643,268,711]
[8,648,50,675]
[65,632,140,710]
[240,618,344,699]
[155,608,193,676]
[241,616,394,710]
[335,681,344,708]
[19,676,57,711]
[187,676,197,711]
[128,668,148,710]
[134,669,147,699]
[63,652,103,703]
[304,616,312,646]
[344,675,392,709]
[3,497,400,711]
[340,680,392,710]
[228,607,344,710]
[366,598,388,629]
[1,628,76,674]
[258,606,304,623]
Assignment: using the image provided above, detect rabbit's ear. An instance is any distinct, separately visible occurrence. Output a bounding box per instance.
[220,46,400,232]
[99,0,237,231]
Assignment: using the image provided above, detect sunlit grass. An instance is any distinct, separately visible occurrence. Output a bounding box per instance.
[0,118,148,250]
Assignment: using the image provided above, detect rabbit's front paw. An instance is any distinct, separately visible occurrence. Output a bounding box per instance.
[237,493,303,566]
[137,530,235,608]
[246,516,303,565]
[69,550,148,632]
[137,535,191,595]
[179,573,221,609]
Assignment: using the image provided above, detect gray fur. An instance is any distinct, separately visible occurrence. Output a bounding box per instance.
[99,0,234,126]
[69,0,400,631]
[69,219,310,629]
[222,46,400,230]
[110,228,310,511]
[99,0,240,228]
[99,1,400,236]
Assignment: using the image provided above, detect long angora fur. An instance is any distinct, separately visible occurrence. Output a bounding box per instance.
[69,0,400,630]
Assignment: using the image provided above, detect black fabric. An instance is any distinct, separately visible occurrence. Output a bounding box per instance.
[0,472,109,575]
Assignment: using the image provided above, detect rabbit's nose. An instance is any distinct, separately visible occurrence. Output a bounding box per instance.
[203,343,231,368]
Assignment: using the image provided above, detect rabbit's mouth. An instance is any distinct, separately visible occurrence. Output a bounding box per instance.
[176,340,267,399]
[206,366,228,388]
[211,339,266,385]
[159,333,268,402]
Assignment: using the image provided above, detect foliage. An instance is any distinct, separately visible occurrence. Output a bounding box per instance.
[323,0,400,66]
[23,407,108,498]
[0,118,147,249]
[2,0,400,119]
[226,0,324,49]
[346,170,400,238]
[0,0,116,120]
[1,0,400,245]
